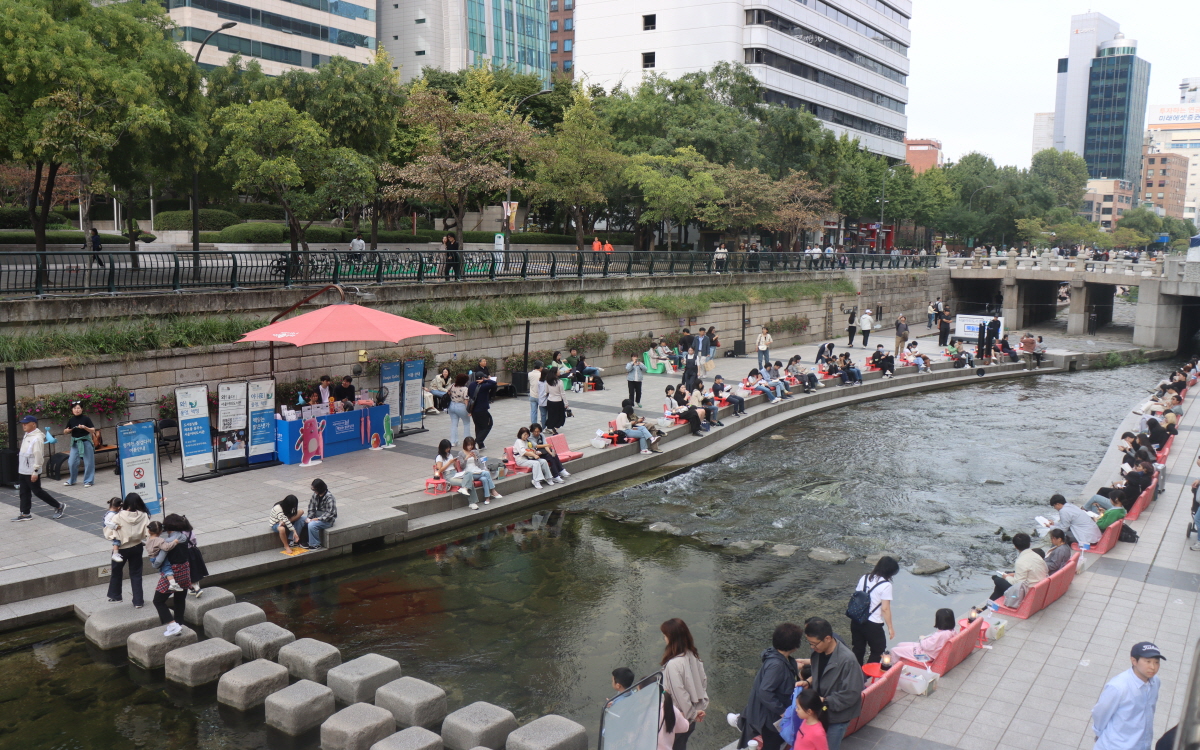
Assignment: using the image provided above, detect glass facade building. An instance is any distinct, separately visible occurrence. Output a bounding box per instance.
[1084,53,1150,181]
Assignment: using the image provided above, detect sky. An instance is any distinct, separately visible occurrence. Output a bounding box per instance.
[905,0,1196,169]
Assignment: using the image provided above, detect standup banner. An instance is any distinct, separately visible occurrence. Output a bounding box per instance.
[216,382,249,462]
[401,360,425,426]
[117,421,163,515]
[380,362,401,446]
[247,379,276,459]
[175,385,214,469]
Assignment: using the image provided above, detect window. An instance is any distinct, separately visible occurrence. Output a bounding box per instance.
[1102,207,1113,214]
[564,0,572,8]
[1149,158,1156,164]
[563,59,572,70]
[1159,181,1166,187]
[1117,208,1125,215]
[1103,195,1114,201]
[550,41,557,52]
[550,20,557,31]
[1161,169,1168,176]
[551,61,558,71]
[642,51,655,68]
[563,39,572,51]
[550,0,557,8]
[1159,193,1165,199]
[415,50,425,55]
[564,17,573,30]
[1146,182,1153,188]
[392,35,397,39]
[643,14,656,30]
[415,17,425,22]
[743,10,907,84]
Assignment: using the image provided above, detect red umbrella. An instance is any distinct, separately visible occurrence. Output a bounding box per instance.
[239,303,451,347]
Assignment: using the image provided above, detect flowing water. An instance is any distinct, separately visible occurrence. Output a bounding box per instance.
[0,363,1160,750]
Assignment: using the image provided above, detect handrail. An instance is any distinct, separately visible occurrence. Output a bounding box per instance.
[943,255,1164,278]
[0,249,941,297]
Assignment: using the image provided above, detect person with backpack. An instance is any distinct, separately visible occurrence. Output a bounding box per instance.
[734,622,802,750]
[846,556,897,665]
[799,618,862,750]
[845,308,857,348]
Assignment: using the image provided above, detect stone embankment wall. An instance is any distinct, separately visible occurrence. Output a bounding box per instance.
[2,269,955,434]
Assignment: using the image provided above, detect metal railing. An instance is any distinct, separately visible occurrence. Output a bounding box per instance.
[0,249,939,296]
[944,255,1163,277]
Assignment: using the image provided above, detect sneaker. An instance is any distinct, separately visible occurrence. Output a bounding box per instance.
[559,469,570,477]
[107,598,121,603]
[650,435,660,444]
[306,544,323,551]
[532,481,543,489]
[163,622,183,637]
[63,481,73,486]
[111,550,123,563]
[469,503,479,510]
[12,514,31,522]
[1191,543,1200,551]
[458,487,470,496]
[189,586,203,597]
[483,499,490,505]
[641,449,652,454]
[168,581,184,593]
[636,403,642,408]
[554,477,565,484]
[83,482,93,488]
[727,713,741,729]
[817,381,826,387]
[54,503,66,519]
[651,446,663,453]
[491,492,504,500]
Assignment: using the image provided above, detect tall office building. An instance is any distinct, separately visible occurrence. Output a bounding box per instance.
[1032,112,1054,156]
[1139,146,1188,219]
[1051,13,1150,182]
[573,0,910,159]
[377,0,551,82]
[167,0,377,75]
[548,0,576,76]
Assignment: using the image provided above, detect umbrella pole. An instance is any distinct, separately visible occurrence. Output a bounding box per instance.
[263,284,344,381]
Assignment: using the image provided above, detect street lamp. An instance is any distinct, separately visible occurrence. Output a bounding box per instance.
[504,89,552,253]
[875,168,894,253]
[968,185,994,211]
[192,22,237,272]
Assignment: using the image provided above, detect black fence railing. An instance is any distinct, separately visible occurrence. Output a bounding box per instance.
[0,249,939,296]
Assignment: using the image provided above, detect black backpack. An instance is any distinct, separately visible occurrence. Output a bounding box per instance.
[846,577,885,624]
[1118,525,1139,543]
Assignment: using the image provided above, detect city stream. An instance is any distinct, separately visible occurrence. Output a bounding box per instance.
[0,363,1159,750]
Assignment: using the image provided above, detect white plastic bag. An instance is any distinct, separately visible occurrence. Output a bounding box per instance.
[590,437,608,449]
[898,665,939,696]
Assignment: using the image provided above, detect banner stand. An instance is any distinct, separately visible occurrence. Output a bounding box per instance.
[117,419,166,516]
[176,381,281,484]
[395,359,427,438]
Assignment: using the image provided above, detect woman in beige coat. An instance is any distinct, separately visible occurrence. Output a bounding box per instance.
[661,618,709,750]
[104,493,150,608]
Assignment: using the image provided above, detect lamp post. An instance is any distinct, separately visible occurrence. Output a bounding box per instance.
[968,184,994,211]
[191,22,237,279]
[504,89,552,254]
[875,168,894,253]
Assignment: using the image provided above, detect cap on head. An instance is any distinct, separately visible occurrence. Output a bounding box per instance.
[19,415,38,424]
[1131,642,1166,660]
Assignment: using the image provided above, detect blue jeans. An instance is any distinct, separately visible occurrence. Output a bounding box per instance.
[529,397,540,425]
[928,313,935,329]
[725,394,745,413]
[624,425,653,451]
[826,721,849,750]
[765,378,789,397]
[1194,504,1200,541]
[450,470,495,502]
[1084,495,1114,514]
[67,439,95,485]
[447,402,471,445]
[753,385,780,402]
[157,558,174,578]
[757,349,770,370]
[306,518,333,548]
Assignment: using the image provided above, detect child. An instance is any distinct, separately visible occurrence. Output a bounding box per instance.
[105,497,123,563]
[891,608,957,665]
[145,521,185,593]
[792,689,829,750]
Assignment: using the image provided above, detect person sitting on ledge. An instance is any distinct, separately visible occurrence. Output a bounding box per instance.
[1146,418,1170,450]
[870,346,896,379]
[1095,502,1127,532]
[989,532,1048,602]
[836,354,862,385]
[1044,529,1072,575]
[664,385,705,437]
[747,369,784,403]
[269,494,306,553]
[615,399,662,454]
[786,356,822,393]
[890,608,956,666]
[712,375,746,416]
[688,381,723,426]
[1044,494,1102,547]
[649,340,674,370]
[1084,487,1127,515]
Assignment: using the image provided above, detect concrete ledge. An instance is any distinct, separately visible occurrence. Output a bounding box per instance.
[83,604,161,649]
[127,624,199,669]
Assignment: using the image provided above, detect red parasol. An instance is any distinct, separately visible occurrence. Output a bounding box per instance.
[239,303,451,347]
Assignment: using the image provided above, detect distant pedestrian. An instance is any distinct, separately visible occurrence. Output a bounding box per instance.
[603,240,614,254]
[845,308,857,348]
[349,232,366,261]
[304,478,336,550]
[61,400,98,488]
[88,227,105,268]
[756,326,773,370]
[593,236,602,253]
[1092,642,1164,750]
[468,372,495,449]
[626,354,646,407]
[927,302,936,329]
[937,312,951,348]
[858,310,874,347]
[714,243,728,273]
[735,623,802,750]
[105,493,150,608]
[661,618,708,750]
[14,415,66,521]
[893,316,908,361]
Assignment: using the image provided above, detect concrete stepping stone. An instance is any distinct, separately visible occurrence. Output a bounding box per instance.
[165,637,242,686]
[266,679,336,735]
[370,726,442,750]
[279,637,342,683]
[181,587,237,628]
[234,621,295,661]
[202,602,266,641]
[375,676,447,730]
[505,715,587,750]
[83,604,161,650]
[127,624,198,669]
[441,702,518,750]
[321,702,395,750]
[218,658,290,711]
[327,653,402,705]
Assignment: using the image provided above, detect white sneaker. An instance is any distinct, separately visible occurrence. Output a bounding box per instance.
[727,713,741,729]
[483,499,490,505]
[559,469,570,477]
[641,449,652,454]
[168,581,184,593]
[163,622,182,637]
[469,503,479,510]
[650,435,660,444]
[554,477,565,484]
[111,550,123,563]
[817,381,825,387]
[532,481,543,489]
[491,492,503,500]
[1191,543,1200,551]
[458,487,470,496]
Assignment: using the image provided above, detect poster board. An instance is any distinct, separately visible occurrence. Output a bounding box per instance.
[954,314,1004,342]
[216,381,249,464]
[175,384,214,471]
[247,379,276,462]
[401,360,425,427]
[117,420,163,516]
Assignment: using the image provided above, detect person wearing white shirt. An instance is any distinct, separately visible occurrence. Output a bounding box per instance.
[349,233,366,259]
[1091,642,1163,750]
[1045,494,1102,546]
[989,532,1048,601]
[858,309,874,348]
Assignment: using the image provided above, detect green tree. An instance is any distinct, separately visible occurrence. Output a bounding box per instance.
[624,147,722,251]
[1117,207,1162,238]
[1030,148,1089,210]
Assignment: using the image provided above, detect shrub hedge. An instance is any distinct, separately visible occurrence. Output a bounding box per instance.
[154,209,242,232]
[0,231,132,245]
[0,206,74,229]
[217,222,288,243]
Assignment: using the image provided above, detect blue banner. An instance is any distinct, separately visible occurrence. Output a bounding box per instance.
[175,385,213,470]
[401,360,425,426]
[117,421,162,515]
[247,379,276,463]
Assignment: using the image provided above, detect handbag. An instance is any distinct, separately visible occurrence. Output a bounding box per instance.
[1003,581,1028,608]
[92,428,103,449]
[704,360,716,372]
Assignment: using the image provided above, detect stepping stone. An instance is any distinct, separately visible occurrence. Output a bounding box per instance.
[202,602,266,641]
[127,624,198,669]
[370,726,442,750]
[165,638,242,687]
[321,702,395,750]
[375,676,447,730]
[505,715,587,750]
[279,638,342,683]
[218,658,290,711]
[234,621,295,661]
[267,679,336,736]
[327,653,402,705]
[808,547,850,563]
[441,702,518,750]
[83,604,161,650]
[181,587,237,628]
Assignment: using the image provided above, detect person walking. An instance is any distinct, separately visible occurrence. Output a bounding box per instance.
[593,236,602,253]
[105,493,150,607]
[937,311,952,348]
[927,302,936,329]
[714,243,728,273]
[304,478,336,550]
[736,623,801,750]
[468,372,495,449]
[661,618,708,750]
[153,514,193,636]
[88,227,105,268]
[801,618,862,750]
[62,400,98,488]
[544,369,568,435]
[756,326,773,371]
[848,556,897,665]
[349,232,367,261]
[1092,642,1164,750]
[527,362,545,425]
[447,374,472,445]
[845,308,857,348]
[14,415,66,521]
[682,347,700,391]
[893,316,909,362]
[626,354,646,408]
[858,310,874,348]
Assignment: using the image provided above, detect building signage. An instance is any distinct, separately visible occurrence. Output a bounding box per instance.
[1147,104,1200,128]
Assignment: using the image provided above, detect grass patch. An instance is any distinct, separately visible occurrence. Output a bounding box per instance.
[1090,349,1149,369]
[0,316,268,366]
[637,280,855,319]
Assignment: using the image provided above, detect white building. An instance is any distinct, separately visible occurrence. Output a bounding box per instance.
[377,0,551,82]
[1182,77,1199,104]
[167,0,377,75]
[1145,96,1200,223]
[573,0,910,159]
[1032,112,1054,156]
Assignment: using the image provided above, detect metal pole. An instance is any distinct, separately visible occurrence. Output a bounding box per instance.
[504,89,551,254]
[522,320,531,373]
[192,22,237,281]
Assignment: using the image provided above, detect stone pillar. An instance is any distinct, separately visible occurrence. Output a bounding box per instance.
[1133,278,1182,349]
[1066,278,1089,335]
[1002,276,1022,329]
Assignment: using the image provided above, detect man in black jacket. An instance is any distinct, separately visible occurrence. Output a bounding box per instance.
[467,373,495,449]
[737,623,802,750]
[801,618,863,750]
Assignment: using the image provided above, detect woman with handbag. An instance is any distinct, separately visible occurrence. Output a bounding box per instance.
[544,369,568,435]
[62,400,98,487]
[152,514,194,636]
[756,326,773,371]
[447,375,472,445]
